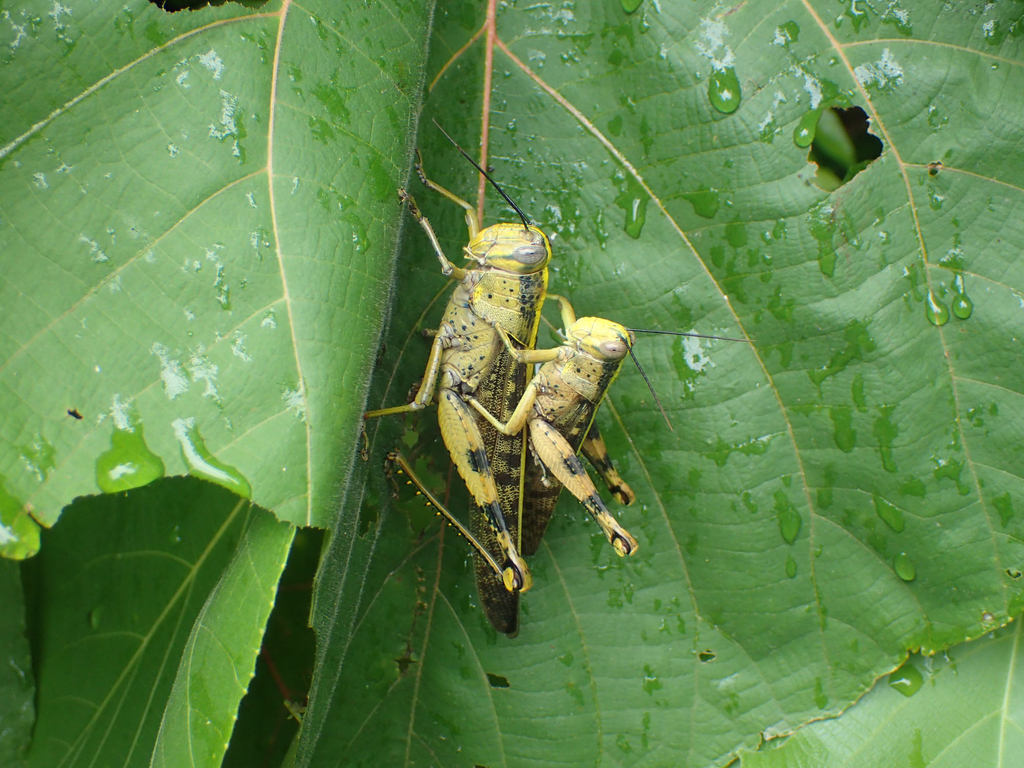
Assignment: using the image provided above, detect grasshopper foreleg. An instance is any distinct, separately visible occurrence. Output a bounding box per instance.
[399,189,469,280]
[414,150,480,240]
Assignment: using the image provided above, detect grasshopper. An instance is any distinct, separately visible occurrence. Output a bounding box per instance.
[470,309,752,561]
[467,305,640,558]
[367,136,563,634]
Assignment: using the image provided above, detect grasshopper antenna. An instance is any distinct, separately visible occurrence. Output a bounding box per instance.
[432,119,532,231]
[624,329,751,431]
[628,329,751,344]
[626,342,675,433]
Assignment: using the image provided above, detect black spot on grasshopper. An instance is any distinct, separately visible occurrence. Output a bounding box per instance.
[470,448,489,474]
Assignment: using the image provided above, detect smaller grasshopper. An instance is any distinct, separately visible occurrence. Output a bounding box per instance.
[467,305,640,557]
[468,306,752,561]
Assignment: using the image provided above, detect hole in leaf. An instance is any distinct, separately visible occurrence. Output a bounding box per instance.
[698,650,716,663]
[808,106,883,191]
[395,649,415,676]
[1007,567,1022,580]
[486,672,510,688]
[148,0,267,12]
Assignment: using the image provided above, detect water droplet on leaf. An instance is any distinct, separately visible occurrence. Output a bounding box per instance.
[793,109,822,147]
[777,506,801,544]
[681,186,720,219]
[925,291,949,326]
[894,552,916,581]
[95,410,165,493]
[614,176,649,238]
[951,274,972,319]
[708,68,741,114]
[874,495,905,533]
[171,417,252,498]
[889,659,923,696]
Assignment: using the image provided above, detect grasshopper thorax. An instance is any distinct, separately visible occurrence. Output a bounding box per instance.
[567,317,635,361]
[466,223,552,274]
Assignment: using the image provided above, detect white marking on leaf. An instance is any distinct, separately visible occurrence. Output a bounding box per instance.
[695,16,735,71]
[854,49,904,89]
[188,345,220,400]
[198,49,224,80]
[283,383,307,422]
[231,332,251,362]
[152,343,189,399]
[79,234,108,263]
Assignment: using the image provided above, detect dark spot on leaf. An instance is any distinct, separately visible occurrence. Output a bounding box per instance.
[67,408,83,420]
[395,650,415,676]
[486,672,510,688]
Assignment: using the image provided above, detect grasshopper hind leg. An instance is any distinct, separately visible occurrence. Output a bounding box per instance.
[437,389,532,592]
[581,421,636,506]
[529,418,639,556]
[386,452,519,637]
[472,507,520,637]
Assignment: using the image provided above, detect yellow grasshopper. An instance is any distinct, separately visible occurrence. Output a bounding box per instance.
[467,306,640,558]
[367,130,567,633]
[469,308,752,563]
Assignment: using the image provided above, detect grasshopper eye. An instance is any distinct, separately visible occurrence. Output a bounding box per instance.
[600,339,628,358]
[514,244,547,264]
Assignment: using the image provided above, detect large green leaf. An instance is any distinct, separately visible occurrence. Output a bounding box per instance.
[4,0,1023,765]
[0,0,432,540]
[21,477,293,768]
[739,618,1024,767]
[302,1,1024,766]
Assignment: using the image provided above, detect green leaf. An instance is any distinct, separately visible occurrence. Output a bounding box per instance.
[22,477,292,768]
[302,1,1024,766]
[0,560,33,766]
[223,528,320,768]
[6,0,1023,765]
[151,502,294,768]
[0,0,434,534]
[738,619,1024,767]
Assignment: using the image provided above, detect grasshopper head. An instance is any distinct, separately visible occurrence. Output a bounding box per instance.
[466,223,551,274]
[567,317,634,361]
